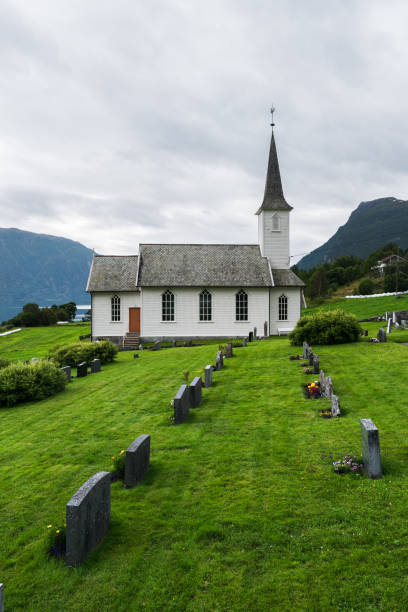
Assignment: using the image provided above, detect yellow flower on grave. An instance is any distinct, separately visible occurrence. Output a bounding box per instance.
[120,450,125,456]
[56,530,60,534]
[47,525,52,529]
[111,457,115,460]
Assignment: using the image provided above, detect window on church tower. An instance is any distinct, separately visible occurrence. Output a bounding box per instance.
[278,294,288,321]
[162,290,175,321]
[111,295,121,321]
[272,213,281,231]
[236,290,248,321]
[199,290,212,321]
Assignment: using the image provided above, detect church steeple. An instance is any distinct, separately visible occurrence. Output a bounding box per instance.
[255,109,293,215]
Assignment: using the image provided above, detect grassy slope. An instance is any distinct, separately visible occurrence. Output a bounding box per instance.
[304,294,408,319]
[2,337,408,610]
[0,324,91,362]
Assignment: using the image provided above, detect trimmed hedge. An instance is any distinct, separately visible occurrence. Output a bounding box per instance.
[289,309,362,346]
[0,361,67,407]
[48,340,118,367]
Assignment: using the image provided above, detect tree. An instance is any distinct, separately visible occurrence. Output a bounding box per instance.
[307,267,328,299]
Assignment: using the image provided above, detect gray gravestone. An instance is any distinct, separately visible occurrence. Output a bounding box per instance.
[154,341,161,350]
[363,329,368,336]
[320,370,326,388]
[253,327,257,340]
[387,319,392,334]
[77,362,87,377]
[393,311,397,323]
[242,337,247,347]
[325,375,333,398]
[313,354,319,375]
[377,328,387,342]
[385,311,389,321]
[331,395,341,417]
[61,366,71,381]
[90,358,101,373]
[138,343,143,350]
[225,343,233,358]
[360,419,383,479]
[401,320,408,328]
[172,339,177,347]
[216,350,223,370]
[66,471,111,566]
[189,376,202,407]
[204,365,213,387]
[248,331,253,342]
[264,321,268,338]
[308,349,314,366]
[174,384,190,424]
[0,583,3,612]
[303,341,309,359]
[124,434,150,488]
[133,353,139,358]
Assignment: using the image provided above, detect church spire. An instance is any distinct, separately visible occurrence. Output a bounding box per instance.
[255,108,293,215]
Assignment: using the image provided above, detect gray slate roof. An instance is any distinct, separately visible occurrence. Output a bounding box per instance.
[271,268,305,287]
[137,244,273,287]
[86,255,138,291]
[256,130,293,214]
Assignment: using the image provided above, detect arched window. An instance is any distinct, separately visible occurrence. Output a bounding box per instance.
[278,294,288,321]
[199,290,212,321]
[111,295,121,321]
[272,213,281,231]
[236,290,248,321]
[162,289,175,321]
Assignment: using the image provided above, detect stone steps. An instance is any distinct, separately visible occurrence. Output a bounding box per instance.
[123,332,140,348]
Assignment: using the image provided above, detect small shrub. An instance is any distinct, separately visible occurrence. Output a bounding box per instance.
[111,450,126,480]
[290,310,362,346]
[48,340,118,367]
[46,523,66,559]
[0,361,67,407]
[0,358,10,370]
[183,371,190,384]
[358,278,375,295]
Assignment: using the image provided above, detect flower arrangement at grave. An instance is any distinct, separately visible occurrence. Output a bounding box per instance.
[370,338,380,343]
[303,368,313,375]
[111,449,125,481]
[289,355,302,360]
[304,381,321,399]
[47,522,66,559]
[300,361,309,367]
[318,408,332,418]
[332,455,363,475]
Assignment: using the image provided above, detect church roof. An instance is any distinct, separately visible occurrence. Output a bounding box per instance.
[137,244,273,287]
[86,255,139,291]
[255,130,293,214]
[271,268,305,287]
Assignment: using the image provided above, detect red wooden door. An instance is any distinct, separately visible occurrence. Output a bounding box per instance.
[129,307,140,333]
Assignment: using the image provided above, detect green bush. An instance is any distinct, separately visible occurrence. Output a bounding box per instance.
[0,358,10,370]
[48,340,118,367]
[358,278,375,295]
[289,310,362,346]
[0,361,67,407]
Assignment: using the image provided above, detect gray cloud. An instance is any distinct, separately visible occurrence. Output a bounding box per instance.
[0,0,407,263]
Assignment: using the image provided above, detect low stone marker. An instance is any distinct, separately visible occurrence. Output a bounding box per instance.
[153,341,161,350]
[90,358,101,373]
[253,327,257,340]
[377,328,387,342]
[61,366,71,381]
[0,583,3,612]
[205,365,213,387]
[242,337,247,347]
[77,362,87,377]
[124,434,150,488]
[248,331,253,342]
[66,471,111,566]
[360,418,383,479]
[303,341,309,359]
[216,350,223,370]
[172,339,177,347]
[133,353,139,358]
[174,384,190,424]
[387,319,392,334]
[189,376,202,407]
[313,354,319,375]
[264,321,268,338]
[331,394,341,417]
[225,343,233,358]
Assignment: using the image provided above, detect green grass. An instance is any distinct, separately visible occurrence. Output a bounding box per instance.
[0,325,91,362]
[304,294,408,319]
[2,337,408,610]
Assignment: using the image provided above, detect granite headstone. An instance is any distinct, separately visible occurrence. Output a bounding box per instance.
[77,362,87,378]
[90,358,101,373]
[124,434,150,488]
[61,366,71,381]
[189,376,202,407]
[360,418,383,479]
[173,384,190,424]
[204,365,213,387]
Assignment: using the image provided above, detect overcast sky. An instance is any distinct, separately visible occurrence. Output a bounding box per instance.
[1,0,407,263]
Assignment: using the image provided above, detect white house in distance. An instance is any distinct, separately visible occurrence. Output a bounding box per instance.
[86,120,305,345]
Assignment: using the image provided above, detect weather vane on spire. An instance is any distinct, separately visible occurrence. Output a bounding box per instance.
[270,104,275,128]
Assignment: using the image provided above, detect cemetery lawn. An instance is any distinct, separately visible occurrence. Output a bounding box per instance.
[3,339,408,610]
[0,324,91,362]
[304,294,408,319]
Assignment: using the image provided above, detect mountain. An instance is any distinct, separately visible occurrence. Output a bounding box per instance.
[297,197,408,270]
[0,228,93,322]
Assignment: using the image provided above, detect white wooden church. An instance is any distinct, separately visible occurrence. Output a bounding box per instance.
[86,122,305,344]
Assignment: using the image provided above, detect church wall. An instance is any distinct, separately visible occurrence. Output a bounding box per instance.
[269,286,301,335]
[140,287,269,339]
[91,292,141,342]
[259,210,290,269]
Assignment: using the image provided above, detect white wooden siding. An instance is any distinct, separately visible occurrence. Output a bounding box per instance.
[141,287,269,338]
[258,210,290,269]
[92,292,141,339]
[269,287,301,335]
